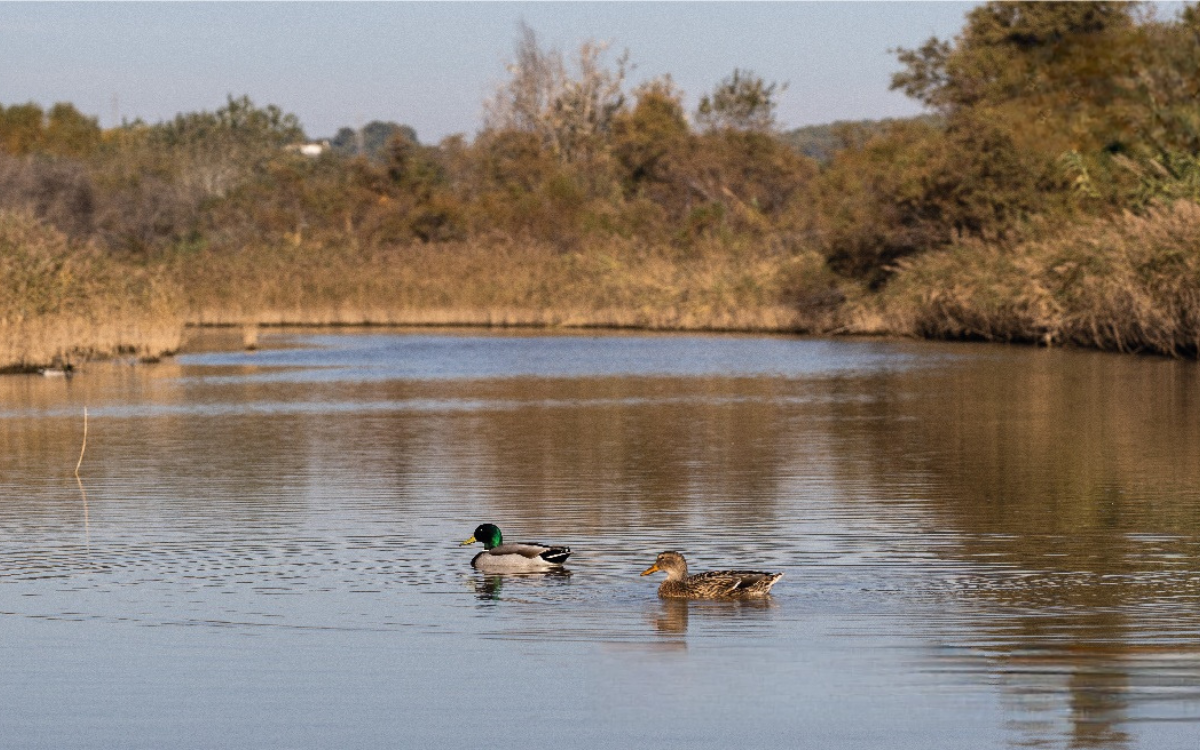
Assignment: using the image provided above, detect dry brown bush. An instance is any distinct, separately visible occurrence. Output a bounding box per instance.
[0,153,95,237]
[0,211,183,370]
[884,200,1200,356]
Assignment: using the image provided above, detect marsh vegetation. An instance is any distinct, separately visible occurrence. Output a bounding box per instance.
[5,2,1200,369]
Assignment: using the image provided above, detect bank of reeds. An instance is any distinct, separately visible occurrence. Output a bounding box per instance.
[0,210,184,372]
[10,199,1200,372]
[883,201,1200,357]
[170,235,848,333]
[0,205,861,371]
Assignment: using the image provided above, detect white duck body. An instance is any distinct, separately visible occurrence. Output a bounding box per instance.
[461,523,571,573]
[471,542,571,572]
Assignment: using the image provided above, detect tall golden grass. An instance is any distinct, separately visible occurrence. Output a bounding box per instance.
[882,201,1200,357]
[169,234,843,333]
[0,210,184,372]
[1,209,855,370]
[8,200,1200,372]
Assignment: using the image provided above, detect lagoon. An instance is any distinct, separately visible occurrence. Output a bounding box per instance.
[2,329,1200,749]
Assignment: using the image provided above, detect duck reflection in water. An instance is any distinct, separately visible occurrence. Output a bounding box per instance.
[475,575,504,601]
[472,569,572,602]
[653,598,691,634]
[650,596,779,640]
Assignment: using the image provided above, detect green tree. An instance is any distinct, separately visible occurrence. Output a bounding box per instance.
[892,1,1138,163]
[330,121,419,162]
[893,2,1136,113]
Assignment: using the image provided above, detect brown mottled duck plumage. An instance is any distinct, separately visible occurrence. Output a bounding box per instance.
[640,551,782,600]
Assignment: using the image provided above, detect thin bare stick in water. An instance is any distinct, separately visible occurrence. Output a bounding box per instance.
[76,407,90,559]
[75,406,88,477]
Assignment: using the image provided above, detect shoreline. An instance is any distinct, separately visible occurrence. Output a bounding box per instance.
[0,308,856,375]
[2,311,1157,377]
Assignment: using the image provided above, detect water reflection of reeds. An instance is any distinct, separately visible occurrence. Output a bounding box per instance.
[832,345,1200,749]
[5,332,1200,748]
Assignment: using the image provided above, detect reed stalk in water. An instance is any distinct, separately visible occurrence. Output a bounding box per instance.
[75,407,90,559]
[75,406,88,477]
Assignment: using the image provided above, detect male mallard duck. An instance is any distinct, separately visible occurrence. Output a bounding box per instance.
[640,551,782,599]
[460,523,571,573]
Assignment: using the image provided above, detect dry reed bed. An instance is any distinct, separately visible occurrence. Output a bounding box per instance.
[0,211,183,372]
[1,219,832,371]
[9,201,1200,372]
[0,315,183,373]
[883,201,1200,357]
[173,236,831,333]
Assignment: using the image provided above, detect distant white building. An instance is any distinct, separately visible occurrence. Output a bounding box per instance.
[286,140,329,157]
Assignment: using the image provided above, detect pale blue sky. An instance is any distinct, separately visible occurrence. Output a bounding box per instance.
[0,2,986,142]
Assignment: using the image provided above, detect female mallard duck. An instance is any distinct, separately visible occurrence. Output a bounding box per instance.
[641,551,782,599]
[460,523,571,573]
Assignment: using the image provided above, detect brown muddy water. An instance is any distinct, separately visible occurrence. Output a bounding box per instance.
[2,328,1200,749]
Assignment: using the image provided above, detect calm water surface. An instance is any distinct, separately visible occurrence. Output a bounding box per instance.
[3,328,1200,749]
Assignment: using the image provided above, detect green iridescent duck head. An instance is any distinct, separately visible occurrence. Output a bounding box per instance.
[460,523,503,550]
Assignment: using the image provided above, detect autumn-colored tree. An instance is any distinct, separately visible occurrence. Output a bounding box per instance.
[802,1,1151,282]
[609,77,694,233]
[151,95,305,200]
[1118,6,1200,158]
[0,153,95,237]
[611,77,690,190]
[696,69,786,133]
[811,108,1058,284]
[0,103,47,155]
[0,103,101,236]
[484,21,627,165]
[44,104,102,158]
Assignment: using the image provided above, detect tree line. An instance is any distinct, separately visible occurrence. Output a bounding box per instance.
[4,2,1200,359]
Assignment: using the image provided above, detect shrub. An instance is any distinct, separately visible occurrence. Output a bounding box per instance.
[0,210,183,369]
[885,200,1200,356]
